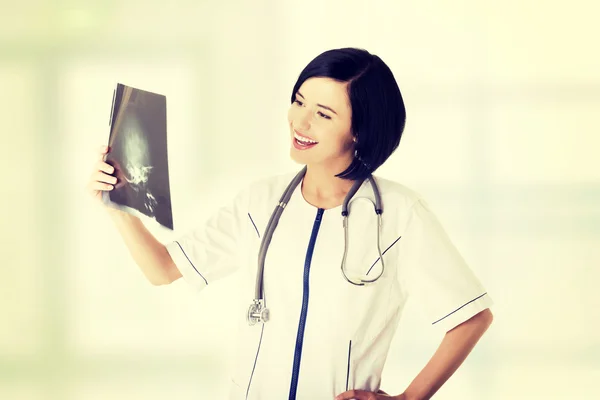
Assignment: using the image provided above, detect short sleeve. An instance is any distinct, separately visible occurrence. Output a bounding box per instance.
[397,198,494,333]
[165,188,249,292]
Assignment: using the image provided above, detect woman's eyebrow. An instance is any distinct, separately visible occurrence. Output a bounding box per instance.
[297,91,338,115]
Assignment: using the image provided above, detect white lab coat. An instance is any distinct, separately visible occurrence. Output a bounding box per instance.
[166,171,494,399]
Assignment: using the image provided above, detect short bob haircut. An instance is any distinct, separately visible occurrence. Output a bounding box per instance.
[291,47,406,181]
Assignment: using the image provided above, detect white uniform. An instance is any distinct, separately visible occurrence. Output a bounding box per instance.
[166,171,494,400]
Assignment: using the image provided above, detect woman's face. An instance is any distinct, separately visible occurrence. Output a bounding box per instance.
[288,77,355,170]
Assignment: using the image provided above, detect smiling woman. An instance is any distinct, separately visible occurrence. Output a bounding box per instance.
[89,47,494,400]
[288,78,354,159]
[287,49,406,185]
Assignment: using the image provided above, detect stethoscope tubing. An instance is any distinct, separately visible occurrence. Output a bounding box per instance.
[248,166,384,325]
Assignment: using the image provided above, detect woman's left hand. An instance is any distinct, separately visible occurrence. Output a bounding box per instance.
[334,389,406,400]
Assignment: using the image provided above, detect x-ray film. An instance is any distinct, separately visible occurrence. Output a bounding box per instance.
[102,83,174,230]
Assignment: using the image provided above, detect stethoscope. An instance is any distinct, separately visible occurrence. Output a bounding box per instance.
[247,166,385,325]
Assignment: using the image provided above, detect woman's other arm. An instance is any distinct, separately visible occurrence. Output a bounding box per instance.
[107,209,181,286]
[401,308,494,400]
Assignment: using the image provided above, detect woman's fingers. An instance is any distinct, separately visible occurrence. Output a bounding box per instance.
[86,145,116,201]
[93,170,117,185]
[87,180,114,192]
[95,160,115,175]
[335,390,380,400]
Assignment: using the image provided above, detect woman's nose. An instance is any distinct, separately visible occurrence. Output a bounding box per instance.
[295,109,312,130]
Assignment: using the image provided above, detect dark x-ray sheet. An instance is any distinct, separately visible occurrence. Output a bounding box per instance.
[102,83,174,230]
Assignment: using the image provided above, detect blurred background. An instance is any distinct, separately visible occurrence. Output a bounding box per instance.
[1,0,599,399]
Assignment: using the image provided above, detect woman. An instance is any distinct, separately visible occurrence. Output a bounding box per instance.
[87,48,494,400]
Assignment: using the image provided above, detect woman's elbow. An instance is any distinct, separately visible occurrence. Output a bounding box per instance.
[480,308,494,326]
[473,308,494,334]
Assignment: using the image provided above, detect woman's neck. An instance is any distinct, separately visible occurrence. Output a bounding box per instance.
[301,163,355,205]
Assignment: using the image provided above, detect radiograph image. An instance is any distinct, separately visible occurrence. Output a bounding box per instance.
[103,85,173,230]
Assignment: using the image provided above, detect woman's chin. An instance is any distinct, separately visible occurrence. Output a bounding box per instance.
[289,148,306,164]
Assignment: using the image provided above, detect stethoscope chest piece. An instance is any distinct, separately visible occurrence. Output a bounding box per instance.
[247,299,269,326]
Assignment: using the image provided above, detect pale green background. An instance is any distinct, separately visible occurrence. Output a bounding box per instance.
[1,1,599,399]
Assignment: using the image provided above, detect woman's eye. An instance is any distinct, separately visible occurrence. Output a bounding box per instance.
[317,111,331,120]
[294,99,303,106]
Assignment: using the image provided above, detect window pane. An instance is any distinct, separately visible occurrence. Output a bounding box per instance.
[483,1,600,83]
[488,101,600,183]
[483,236,599,348]
[0,386,43,400]
[0,65,43,356]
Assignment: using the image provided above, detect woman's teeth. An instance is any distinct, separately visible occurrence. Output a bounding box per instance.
[295,139,315,147]
[294,132,318,145]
